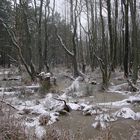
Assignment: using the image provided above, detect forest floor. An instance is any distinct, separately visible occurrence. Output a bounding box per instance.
[0,66,140,140]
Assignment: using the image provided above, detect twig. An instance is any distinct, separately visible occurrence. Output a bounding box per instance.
[63,75,75,81]
[53,97,71,112]
[0,100,18,111]
[53,97,67,106]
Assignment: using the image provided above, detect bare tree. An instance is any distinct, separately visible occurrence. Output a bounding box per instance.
[85,0,95,71]
[113,0,118,68]
[14,0,36,80]
[44,0,50,72]
[38,0,44,72]
[123,0,130,78]
[99,0,111,89]
[107,0,114,71]
[55,0,80,77]
[0,18,35,80]
[130,0,138,84]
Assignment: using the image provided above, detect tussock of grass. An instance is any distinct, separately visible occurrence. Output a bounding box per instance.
[0,117,27,140]
[44,126,72,140]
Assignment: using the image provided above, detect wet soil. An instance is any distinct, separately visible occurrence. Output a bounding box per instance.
[53,111,139,140]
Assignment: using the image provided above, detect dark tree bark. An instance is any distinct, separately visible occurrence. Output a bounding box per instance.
[0,18,35,81]
[44,0,50,72]
[99,0,111,89]
[70,0,79,77]
[107,0,114,71]
[130,0,138,84]
[85,0,95,71]
[123,0,130,78]
[22,1,36,78]
[113,0,118,68]
[38,0,44,72]
[55,26,80,78]
[72,15,79,77]
[79,16,85,73]
[13,0,36,80]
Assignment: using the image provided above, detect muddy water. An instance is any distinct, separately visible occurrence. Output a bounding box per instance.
[53,111,138,140]
[79,91,127,104]
[53,111,97,140]
[53,92,139,140]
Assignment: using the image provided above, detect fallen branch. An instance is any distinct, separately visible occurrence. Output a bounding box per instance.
[53,97,71,112]
[0,100,18,111]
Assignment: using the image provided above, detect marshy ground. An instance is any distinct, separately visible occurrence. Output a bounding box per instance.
[0,66,140,140]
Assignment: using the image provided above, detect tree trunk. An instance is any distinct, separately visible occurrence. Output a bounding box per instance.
[99,0,110,89]
[70,0,79,77]
[44,1,50,72]
[38,0,43,72]
[113,0,118,68]
[107,0,114,71]
[130,0,138,84]
[123,0,129,78]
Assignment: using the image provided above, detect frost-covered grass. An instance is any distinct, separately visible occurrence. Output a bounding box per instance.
[0,101,33,140]
[0,118,27,140]
[0,107,75,140]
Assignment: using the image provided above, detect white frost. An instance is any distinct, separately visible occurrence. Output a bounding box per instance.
[114,107,136,120]
[68,103,80,110]
[43,93,63,110]
[126,95,140,103]
[92,121,108,129]
[135,112,140,120]
[95,114,117,122]
[35,125,46,139]
[65,76,83,94]
[98,99,129,107]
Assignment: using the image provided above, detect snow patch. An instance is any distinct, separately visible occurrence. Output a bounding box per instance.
[98,99,129,107]
[126,95,140,104]
[92,121,108,129]
[95,114,117,122]
[135,112,140,120]
[68,103,80,110]
[92,113,117,129]
[49,112,59,124]
[114,107,136,120]
[80,103,107,116]
[35,125,46,139]
[0,91,16,96]
[43,93,63,110]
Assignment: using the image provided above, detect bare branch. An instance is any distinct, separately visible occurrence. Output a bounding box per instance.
[0,18,34,80]
[0,49,18,64]
[54,26,74,57]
